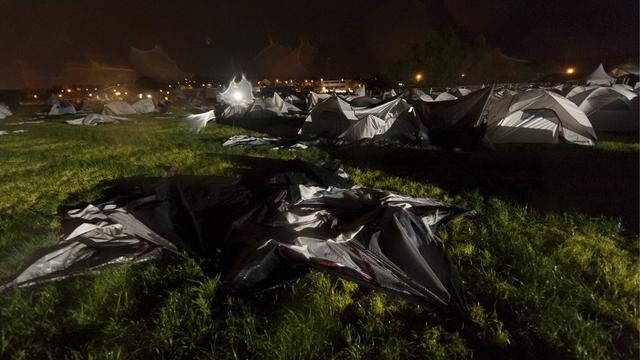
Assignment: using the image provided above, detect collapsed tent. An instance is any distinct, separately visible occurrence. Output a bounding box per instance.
[409,87,493,148]
[486,89,597,145]
[584,64,615,86]
[67,114,130,126]
[1,158,470,313]
[450,88,471,98]
[103,101,137,116]
[405,89,433,102]
[131,99,156,114]
[0,104,12,119]
[49,101,77,116]
[569,87,639,133]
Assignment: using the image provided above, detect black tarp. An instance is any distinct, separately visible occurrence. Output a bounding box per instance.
[407,86,494,149]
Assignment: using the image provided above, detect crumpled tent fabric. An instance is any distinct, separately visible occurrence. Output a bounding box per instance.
[450,88,471,98]
[1,158,470,313]
[487,89,596,145]
[186,110,215,132]
[132,99,156,114]
[0,104,12,119]
[307,91,331,108]
[67,114,130,126]
[103,101,137,116]
[49,101,77,116]
[409,87,493,148]
[222,135,283,147]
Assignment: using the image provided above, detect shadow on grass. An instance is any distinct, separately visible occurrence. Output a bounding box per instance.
[327,142,639,235]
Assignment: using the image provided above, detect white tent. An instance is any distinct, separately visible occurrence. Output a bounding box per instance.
[131,99,156,114]
[486,90,596,145]
[610,84,637,100]
[338,105,427,144]
[434,92,457,102]
[406,88,433,102]
[49,101,77,116]
[0,104,12,119]
[584,64,615,86]
[569,87,638,133]
[355,85,366,97]
[103,101,137,116]
[245,98,283,118]
[353,97,413,121]
[300,95,358,138]
[338,115,387,142]
[220,75,254,106]
[67,113,130,126]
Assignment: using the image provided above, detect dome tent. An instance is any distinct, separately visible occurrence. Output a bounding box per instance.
[569,87,638,133]
[486,90,596,145]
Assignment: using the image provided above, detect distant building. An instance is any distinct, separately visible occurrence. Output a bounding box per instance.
[318,79,360,93]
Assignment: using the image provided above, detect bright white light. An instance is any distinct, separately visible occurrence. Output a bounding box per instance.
[232,91,243,101]
[146,94,152,99]
[138,93,143,99]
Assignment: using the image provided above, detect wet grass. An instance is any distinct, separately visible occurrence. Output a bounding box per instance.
[0,112,637,359]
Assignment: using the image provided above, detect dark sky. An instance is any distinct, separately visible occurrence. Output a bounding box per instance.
[0,0,637,77]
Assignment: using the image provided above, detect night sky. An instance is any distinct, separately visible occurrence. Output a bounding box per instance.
[0,0,637,77]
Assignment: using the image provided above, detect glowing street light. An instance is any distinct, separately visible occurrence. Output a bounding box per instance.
[566,67,575,75]
[415,73,423,82]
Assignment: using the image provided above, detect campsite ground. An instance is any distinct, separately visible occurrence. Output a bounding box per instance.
[0,111,638,359]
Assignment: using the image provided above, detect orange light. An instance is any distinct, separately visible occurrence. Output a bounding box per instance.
[566,67,575,75]
[415,73,423,81]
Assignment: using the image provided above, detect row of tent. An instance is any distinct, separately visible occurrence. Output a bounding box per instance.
[212,80,638,148]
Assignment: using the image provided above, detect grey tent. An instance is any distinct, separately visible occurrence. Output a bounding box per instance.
[300,95,359,138]
[132,99,156,114]
[487,89,597,145]
[0,104,12,119]
[569,87,638,133]
[49,101,77,115]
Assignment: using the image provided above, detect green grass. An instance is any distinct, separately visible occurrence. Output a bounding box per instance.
[0,111,637,359]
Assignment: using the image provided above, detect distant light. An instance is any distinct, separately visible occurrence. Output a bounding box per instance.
[115,91,121,96]
[164,96,169,101]
[415,73,423,82]
[398,82,404,87]
[124,92,128,95]
[168,85,172,88]
[232,91,243,101]
[320,78,323,82]
[160,89,163,93]
[341,78,344,82]
[66,88,72,93]
[166,91,170,95]
[58,94,62,98]
[138,93,143,99]
[566,67,575,75]
[88,93,93,97]
[461,73,466,78]
[146,94,152,99]
[112,89,117,93]
[33,94,38,99]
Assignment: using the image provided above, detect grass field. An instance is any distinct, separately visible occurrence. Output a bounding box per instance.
[0,110,638,359]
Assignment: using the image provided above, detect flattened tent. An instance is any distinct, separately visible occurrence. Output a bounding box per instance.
[487,90,596,145]
[103,101,137,116]
[67,114,130,126]
[273,92,301,113]
[49,101,77,115]
[450,87,471,97]
[308,91,331,108]
[584,64,615,86]
[186,110,216,132]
